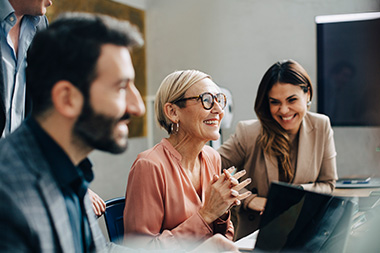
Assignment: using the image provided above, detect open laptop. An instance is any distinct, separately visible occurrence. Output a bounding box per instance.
[237,182,355,252]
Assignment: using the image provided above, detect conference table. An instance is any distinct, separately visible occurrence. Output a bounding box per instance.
[333,180,380,253]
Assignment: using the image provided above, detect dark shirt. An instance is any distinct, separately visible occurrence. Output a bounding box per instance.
[26,117,94,252]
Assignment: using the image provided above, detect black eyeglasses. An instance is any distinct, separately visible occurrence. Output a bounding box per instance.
[173,92,227,110]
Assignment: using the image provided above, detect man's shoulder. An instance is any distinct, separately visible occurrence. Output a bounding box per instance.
[0,124,67,252]
[0,126,49,226]
[0,124,41,177]
[0,123,34,153]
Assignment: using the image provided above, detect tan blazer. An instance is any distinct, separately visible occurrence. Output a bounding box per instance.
[218,112,338,240]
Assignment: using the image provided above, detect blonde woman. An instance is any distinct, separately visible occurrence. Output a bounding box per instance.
[123,70,251,250]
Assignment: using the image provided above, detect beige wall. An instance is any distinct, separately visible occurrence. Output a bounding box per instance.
[144,0,380,176]
[90,0,380,237]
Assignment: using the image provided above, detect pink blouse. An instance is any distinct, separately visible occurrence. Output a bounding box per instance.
[123,138,234,249]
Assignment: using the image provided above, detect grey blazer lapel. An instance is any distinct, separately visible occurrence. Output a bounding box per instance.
[12,125,76,252]
[38,173,76,253]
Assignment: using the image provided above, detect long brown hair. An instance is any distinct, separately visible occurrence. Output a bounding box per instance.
[254,60,313,181]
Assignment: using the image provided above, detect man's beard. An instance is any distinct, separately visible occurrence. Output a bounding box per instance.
[73,100,129,154]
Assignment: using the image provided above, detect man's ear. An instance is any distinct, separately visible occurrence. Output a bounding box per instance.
[163,102,179,123]
[51,81,84,118]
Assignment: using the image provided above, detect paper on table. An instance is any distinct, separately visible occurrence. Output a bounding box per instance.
[234,230,259,251]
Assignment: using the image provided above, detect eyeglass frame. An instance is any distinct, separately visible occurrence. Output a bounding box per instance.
[172,92,227,110]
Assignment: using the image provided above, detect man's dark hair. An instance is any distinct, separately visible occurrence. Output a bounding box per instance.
[26,12,143,116]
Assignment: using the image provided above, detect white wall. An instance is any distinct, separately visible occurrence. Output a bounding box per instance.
[90,137,148,239]
[91,0,380,207]
[145,0,380,177]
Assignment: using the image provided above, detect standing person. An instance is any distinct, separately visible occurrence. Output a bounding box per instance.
[124,70,252,249]
[0,0,51,138]
[0,0,106,216]
[218,59,338,240]
[0,12,238,253]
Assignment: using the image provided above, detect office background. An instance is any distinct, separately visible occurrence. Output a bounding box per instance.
[86,0,380,220]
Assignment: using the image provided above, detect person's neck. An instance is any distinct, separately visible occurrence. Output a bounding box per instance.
[9,0,25,19]
[288,130,300,144]
[14,13,24,22]
[35,115,92,166]
[167,134,205,172]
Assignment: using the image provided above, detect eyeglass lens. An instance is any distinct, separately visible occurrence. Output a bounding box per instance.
[202,93,226,110]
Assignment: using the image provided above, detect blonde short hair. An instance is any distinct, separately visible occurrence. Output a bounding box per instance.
[155,70,210,134]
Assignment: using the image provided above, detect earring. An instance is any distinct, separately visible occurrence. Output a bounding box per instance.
[307,101,312,106]
[170,122,179,134]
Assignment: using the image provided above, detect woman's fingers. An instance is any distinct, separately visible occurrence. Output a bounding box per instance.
[212,174,220,183]
[228,177,252,207]
[99,198,106,213]
[229,188,252,203]
[222,168,233,183]
[233,199,241,206]
[226,166,236,175]
[232,169,246,180]
[204,168,253,217]
[93,200,104,216]
[233,178,252,191]
[222,168,246,187]
[88,189,106,216]
[237,191,252,201]
[223,168,247,188]
[230,189,239,197]
[223,166,237,180]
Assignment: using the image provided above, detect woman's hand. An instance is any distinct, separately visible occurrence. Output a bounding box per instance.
[199,167,252,224]
[247,196,267,215]
[88,189,106,217]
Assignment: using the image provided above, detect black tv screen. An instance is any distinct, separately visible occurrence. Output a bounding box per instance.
[316,12,380,126]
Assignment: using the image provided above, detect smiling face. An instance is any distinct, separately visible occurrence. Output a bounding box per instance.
[176,78,225,143]
[73,44,145,153]
[268,82,310,135]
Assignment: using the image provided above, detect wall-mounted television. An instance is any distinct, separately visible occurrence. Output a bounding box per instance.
[316,12,380,126]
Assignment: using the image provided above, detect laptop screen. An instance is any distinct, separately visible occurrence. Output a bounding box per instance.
[254,182,355,252]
